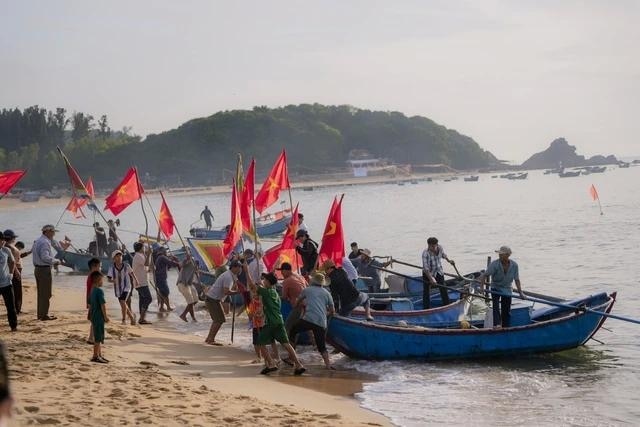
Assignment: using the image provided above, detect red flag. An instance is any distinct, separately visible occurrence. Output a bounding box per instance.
[318,195,345,267]
[262,204,302,271]
[240,158,257,239]
[104,167,143,216]
[0,170,26,196]
[254,150,290,213]
[57,147,91,200]
[65,196,86,218]
[158,192,176,239]
[223,179,243,257]
[589,184,599,201]
[85,177,95,198]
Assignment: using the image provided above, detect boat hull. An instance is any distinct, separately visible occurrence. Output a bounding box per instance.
[327,292,615,360]
[190,214,291,239]
[55,249,112,274]
[350,298,468,326]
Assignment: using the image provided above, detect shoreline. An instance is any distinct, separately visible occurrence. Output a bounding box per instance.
[0,171,457,209]
[1,284,390,426]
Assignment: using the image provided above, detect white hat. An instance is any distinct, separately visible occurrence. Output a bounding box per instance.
[495,246,512,255]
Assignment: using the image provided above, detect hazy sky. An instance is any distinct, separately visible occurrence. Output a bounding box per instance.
[2,1,639,162]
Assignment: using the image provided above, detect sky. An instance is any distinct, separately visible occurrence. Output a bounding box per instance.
[1,0,639,163]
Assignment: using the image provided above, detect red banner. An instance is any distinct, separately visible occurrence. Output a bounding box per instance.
[254,149,290,213]
[223,179,243,257]
[158,192,176,239]
[0,170,26,196]
[104,167,143,216]
[318,196,345,267]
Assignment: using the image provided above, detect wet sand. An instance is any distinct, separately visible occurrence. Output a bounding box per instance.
[0,283,390,426]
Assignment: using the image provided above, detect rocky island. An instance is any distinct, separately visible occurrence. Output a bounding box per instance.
[520,138,618,170]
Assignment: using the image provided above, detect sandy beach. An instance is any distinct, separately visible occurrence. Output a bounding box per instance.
[0,283,390,426]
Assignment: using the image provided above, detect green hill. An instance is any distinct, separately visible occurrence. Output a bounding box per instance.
[0,104,499,188]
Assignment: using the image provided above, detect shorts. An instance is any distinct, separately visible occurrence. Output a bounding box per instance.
[339,292,370,316]
[178,282,199,305]
[252,327,274,345]
[206,297,226,324]
[156,278,170,298]
[117,290,131,301]
[258,323,289,346]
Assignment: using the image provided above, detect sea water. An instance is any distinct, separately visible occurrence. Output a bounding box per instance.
[4,166,640,426]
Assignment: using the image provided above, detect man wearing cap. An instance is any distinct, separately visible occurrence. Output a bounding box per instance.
[204,260,242,345]
[107,250,138,325]
[322,259,374,321]
[290,272,335,369]
[421,237,455,309]
[353,249,391,294]
[479,246,524,328]
[295,230,318,276]
[132,242,153,324]
[32,225,60,321]
[0,231,17,331]
[4,230,23,315]
[279,262,308,335]
[154,247,179,312]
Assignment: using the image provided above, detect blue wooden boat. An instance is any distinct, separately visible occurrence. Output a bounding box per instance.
[349,298,468,326]
[190,210,291,239]
[327,291,615,360]
[55,248,112,274]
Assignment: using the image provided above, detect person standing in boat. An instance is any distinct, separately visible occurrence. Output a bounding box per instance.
[421,237,454,309]
[93,222,108,257]
[294,229,318,276]
[200,206,214,230]
[353,249,391,293]
[297,213,308,233]
[348,242,361,260]
[478,246,524,328]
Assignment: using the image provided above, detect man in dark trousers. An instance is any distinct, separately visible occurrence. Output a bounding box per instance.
[200,206,214,230]
[421,237,455,309]
[32,225,60,321]
[0,232,17,331]
[295,229,318,276]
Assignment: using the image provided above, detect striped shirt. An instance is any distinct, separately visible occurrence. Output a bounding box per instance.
[108,263,134,297]
[422,245,447,276]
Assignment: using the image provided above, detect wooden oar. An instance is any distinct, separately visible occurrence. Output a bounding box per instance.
[440,271,640,326]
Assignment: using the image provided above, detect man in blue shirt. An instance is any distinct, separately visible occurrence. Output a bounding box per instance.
[479,246,524,327]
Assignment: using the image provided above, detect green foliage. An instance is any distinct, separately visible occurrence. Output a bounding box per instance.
[0,104,499,189]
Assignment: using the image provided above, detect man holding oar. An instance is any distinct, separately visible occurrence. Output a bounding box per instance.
[422,237,455,309]
[478,246,524,328]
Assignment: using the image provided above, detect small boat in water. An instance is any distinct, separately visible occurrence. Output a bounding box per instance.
[327,291,615,360]
[559,170,581,178]
[20,191,41,202]
[464,176,479,182]
[508,172,528,180]
[55,249,112,273]
[190,209,291,239]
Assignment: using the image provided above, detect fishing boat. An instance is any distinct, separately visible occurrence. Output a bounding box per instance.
[190,209,291,239]
[20,191,41,202]
[559,170,581,178]
[55,248,113,273]
[327,291,615,360]
[508,172,528,180]
[350,298,469,326]
[463,176,479,182]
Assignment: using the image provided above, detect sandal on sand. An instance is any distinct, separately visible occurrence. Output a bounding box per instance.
[91,356,108,364]
[138,319,152,325]
[294,367,306,376]
[260,366,278,375]
[280,357,294,367]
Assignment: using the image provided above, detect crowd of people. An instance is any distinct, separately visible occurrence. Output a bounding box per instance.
[0,216,523,381]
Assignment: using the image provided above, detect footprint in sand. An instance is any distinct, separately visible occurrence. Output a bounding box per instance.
[24,406,40,413]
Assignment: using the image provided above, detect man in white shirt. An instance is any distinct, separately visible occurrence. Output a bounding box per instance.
[132,242,153,324]
[204,261,242,345]
[32,225,60,321]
